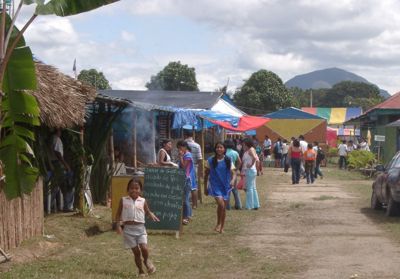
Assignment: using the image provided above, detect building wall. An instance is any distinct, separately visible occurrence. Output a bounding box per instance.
[384,127,397,164]
[0,179,43,252]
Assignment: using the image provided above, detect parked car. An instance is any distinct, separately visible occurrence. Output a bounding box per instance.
[371,151,400,216]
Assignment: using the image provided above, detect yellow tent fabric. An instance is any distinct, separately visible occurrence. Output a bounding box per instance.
[329,108,347,124]
[265,119,324,140]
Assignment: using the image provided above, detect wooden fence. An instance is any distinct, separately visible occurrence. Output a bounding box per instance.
[0,178,43,252]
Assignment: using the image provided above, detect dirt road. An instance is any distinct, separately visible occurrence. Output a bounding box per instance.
[240,168,400,279]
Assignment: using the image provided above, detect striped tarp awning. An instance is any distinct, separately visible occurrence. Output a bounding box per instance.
[301,107,362,125]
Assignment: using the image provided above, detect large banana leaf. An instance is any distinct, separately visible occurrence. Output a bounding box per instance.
[35,0,120,16]
[5,13,26,48]
[0,46,40,200]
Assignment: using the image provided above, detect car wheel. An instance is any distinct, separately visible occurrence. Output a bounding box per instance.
[371,190,382,210]
[386,190,399,217]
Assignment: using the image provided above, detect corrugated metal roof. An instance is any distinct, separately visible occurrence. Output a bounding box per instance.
[365,91,400,113]
[99,90,221,111]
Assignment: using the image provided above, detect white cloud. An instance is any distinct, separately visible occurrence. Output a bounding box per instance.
[13,0,400,95]
[125,0,400,94]
[121,31,135,42]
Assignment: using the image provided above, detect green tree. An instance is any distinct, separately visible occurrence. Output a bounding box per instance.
[288,87,328,108]
[321,81,383,110]
[233,70,293,114]
[0,0,118,200]
[146,61,199,91]
[78,69,111,90]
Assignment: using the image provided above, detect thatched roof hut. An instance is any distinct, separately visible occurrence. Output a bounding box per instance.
[32,62,96,128]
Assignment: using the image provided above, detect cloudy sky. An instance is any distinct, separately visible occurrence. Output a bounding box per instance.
[17,0,400,94]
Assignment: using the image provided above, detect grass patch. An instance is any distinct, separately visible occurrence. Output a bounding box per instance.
[324,167,369,181]
[1,174,289,279]
[312,195,339,201]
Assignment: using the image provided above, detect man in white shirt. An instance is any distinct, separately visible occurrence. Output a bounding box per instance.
[299,135,308,153]
[50,129,73,212]
[359,138,370,151]
[338,140,348,169]
[299,135,308,177]
[263,135,272,157]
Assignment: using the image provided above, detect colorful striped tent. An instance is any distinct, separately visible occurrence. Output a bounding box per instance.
[301,107,362,125]
[256,107,327,143]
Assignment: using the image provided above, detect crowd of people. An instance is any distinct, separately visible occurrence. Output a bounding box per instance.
[115,132,372,276]
[337,138,370,169]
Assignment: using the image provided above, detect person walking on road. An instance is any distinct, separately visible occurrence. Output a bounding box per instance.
[115,179,159,277]
[184,130,203,209]
[263,135,272,158]
[288,139,303,185]
[204,142,236,233]
[304,143,316,184]
[177,140,196,225]
[338,140,348,170]
[242,138,260,210]
[273,138,283,168]
[224,139,242,210]
[299,135,308,178]
[281,139,289,169]
[313,141,324,179]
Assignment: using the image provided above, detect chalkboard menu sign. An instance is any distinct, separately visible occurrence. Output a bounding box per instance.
[144,167,186,231]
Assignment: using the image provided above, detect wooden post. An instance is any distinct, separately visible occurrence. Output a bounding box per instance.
[168,114,171,139]
[109,128,115,168]
[133,112,137,169]
[79,126,86,216]
[198,120,205,203]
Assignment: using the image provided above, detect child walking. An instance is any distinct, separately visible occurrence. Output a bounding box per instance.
[204,142,236,233]
[177,140,197,225]
[304,143,316,184]
[115,178,159,277]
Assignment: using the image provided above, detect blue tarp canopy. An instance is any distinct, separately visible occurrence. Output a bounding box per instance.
[265,107,325,119]
[172,109,240,130]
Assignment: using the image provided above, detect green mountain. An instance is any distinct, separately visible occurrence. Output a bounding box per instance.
[285,67,390,99]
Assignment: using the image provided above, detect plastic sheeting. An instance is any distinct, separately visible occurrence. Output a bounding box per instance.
[265,107,324,119]
[211,115,270,132]
[172,110,201,129]
[265,119,325,140]
[302,107,363,125]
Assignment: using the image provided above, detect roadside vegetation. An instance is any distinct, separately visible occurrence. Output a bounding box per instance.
[0,175,290,279]
[4,167,400,278]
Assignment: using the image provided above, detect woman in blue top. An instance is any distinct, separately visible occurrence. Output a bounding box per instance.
[177,140,197,225]
[204,142,236,233]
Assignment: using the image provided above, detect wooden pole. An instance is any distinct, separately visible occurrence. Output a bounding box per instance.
[79,126,85,216]
[109,128,115,168]
[198,120,205,204]
[168,114,171,139]
[133,112,137,169]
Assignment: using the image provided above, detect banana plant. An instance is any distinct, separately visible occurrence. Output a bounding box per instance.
[0,0,119,199]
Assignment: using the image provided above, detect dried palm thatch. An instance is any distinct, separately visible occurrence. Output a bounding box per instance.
[31,62,96,128]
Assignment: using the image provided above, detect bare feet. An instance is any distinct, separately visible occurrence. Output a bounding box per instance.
[214,224,221,232]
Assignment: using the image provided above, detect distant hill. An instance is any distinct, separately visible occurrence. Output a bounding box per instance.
[285,67,390,99]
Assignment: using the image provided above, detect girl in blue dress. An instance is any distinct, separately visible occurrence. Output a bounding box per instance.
[177,140,197,225]
[204,142,236,233]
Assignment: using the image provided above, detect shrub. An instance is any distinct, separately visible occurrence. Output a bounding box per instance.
[347,150,376,169]
[328,147,338,157]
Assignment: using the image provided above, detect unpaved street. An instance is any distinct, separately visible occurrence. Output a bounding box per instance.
[239,168,400,279]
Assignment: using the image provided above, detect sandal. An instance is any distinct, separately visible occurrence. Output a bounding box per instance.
[182,219,189,225]
[145,261,156,275]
